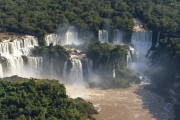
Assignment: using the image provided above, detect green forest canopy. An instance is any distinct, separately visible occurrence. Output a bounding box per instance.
[0,76,96,120]
[0,0,179,38]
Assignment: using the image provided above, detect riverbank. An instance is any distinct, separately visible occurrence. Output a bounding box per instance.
[66,84,174,120]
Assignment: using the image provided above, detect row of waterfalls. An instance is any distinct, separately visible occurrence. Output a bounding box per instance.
[98,29,153,84]
[0,27,154,85]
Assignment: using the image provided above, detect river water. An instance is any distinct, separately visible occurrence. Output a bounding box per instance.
[66,84,174,120]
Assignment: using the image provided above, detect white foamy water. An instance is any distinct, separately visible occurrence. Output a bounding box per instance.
[98,30,109,43]
[66,85,174,120]
[44,27,79,46]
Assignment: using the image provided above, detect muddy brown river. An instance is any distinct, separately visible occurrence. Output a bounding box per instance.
[66,84,174,120]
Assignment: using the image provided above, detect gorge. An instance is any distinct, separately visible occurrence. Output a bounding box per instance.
[0,25,176,119]
[0,0,180,119]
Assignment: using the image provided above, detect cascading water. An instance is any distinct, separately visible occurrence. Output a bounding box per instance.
[0,64,3,78]
[45,34,59,46]
[0,35,43,78]
[98,30,109,43]
[69,59,84,84]
[156,32,161,47]
[129,31,153,84]
[44,27,92,84]
[63,61,68,81]
[112,29,124,44]
[25,57,43,78]
[0,35,38,56]
[127,50,132,64]
[6,57,24,76]
[83,58,93,81]
[44,27,79,46]
[65,28,79,45]
[131,31,152,61]
[63,48,93,84]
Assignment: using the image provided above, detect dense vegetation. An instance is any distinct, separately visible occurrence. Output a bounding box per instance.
[0,0,179,39]
[149,38,180,120]
[126,0,180,33]
[85,41,140,88]
[85,41,127,66]
[150,38,180,90]
[32,44,70,61]
[0,76,96,120]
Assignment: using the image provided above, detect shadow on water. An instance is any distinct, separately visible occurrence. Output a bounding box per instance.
[135,86,174,120]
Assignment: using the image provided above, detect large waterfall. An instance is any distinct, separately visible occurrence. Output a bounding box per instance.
[131,31,152,61]
[0,35,38,56]
[62,48,93,84]
[130,31,153,84]
[0,35,40,78]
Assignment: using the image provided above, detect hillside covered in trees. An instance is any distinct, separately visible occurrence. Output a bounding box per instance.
[0,76,96,120]
[0,0,179,38]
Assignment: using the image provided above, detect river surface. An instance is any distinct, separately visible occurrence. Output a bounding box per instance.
[66,84,174,120]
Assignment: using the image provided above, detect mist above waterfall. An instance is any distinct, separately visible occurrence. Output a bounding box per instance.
[45,26,93,46]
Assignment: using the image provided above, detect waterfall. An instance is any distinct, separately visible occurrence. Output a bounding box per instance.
[6,56,24,76]
[63,48,92,83]
[0,35,44,78]
[0,64,3,78]
[45,34,59,46]
[98,30,109,43]
[131,31,152,62]
[2,56,43,78]
[127,50,132,64]
[63,61,67,81]
[112,29,123,44]
[26,57,43,77]
[83,58,93,81]
[129,31,152,84]
[44,27,79,46]
[0,35,38,56]
[87,59,92,76]
[112,69,116,78]
[69,59,83,84]
[156,32,161,47]
[65,27,79,45]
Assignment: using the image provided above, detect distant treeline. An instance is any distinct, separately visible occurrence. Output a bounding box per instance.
[0,0,179,38]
